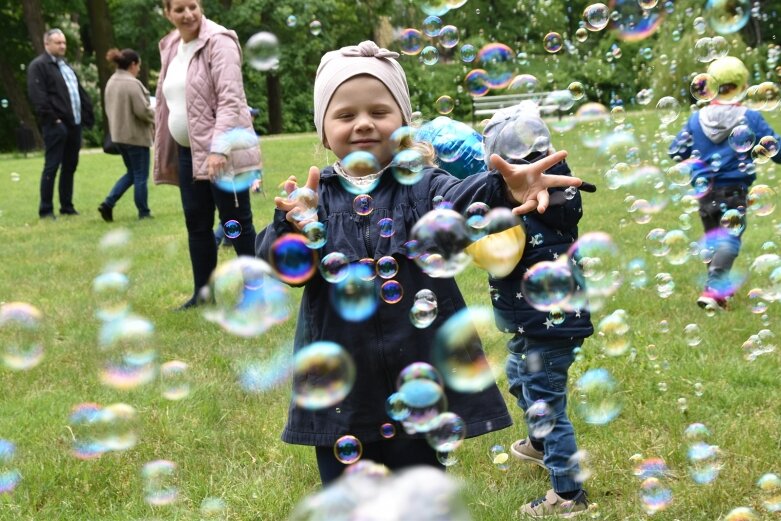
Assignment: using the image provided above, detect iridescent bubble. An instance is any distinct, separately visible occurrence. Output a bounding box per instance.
[705,0,750,34]
[0,439,20,493]
[610,106,626,124]
[666,162,692,186]
[728,125,756,153]
[724,507,759,521]
[320,252,349,283]
[340,151,380,193]
[640,476,673,514]
[432,307,495,393]
[142,460,178,506]
[303,221,327,249]
[98,402,139,452]
[748,185,777,216]
[352,194,374,216]
[203,257,289,337]
[271,234,317,285]
[690,73,719,102]
[422,15,442,37]
[68,403,106,460]
[720,208,745,236]
[684,323,702,346]
[0,302,44,370]
[309,20,322,36]
[437,450,459,466]
[377,218,395,239]
[287,187,318,222]
[526,400,556,438]
[200,497,227,517]
[583,3,610,31]
[757,473,781,512]
[358,258,377,281]
[567,232,623,302]
[568,81,585,100]
[694,37,715,63]
[464,69,489,97]
[245,31,279,71]
[380,423,396,439]
[759,136,779,157]
[656,96,680,124]
[490,444,510,471]
[576,103,610,148]
[611,0,663,41]
[92,272,130,322]
[574,368,621,424]
[477,43,514,89]
[381,280,403,304]
[507,74,539,93]
[0,99,8,109]
[293,341,355,410]
[411,208,472,278]
[597,309,631,357]
[752,144,772,164]
[386,392,411,422]
[98,314,156,390]
[655,272,675,298]
[522,260,575,312]
[399,378,447,433]
[410,291,438,329]
[331,263,378,322]
[376,256,399,280]
[223,220,241,239]
[160,361,189,401]
[543,32,563,53]
[687,441,722,484]
[425,412,466,452]
[459,44,476,63]
[435,95,454,115]
[391,149,425,186]
[286,15,297,27]
[662,229,691,265]
[399,29,423,56]
[575,27,588,42]
[420,46,439,66]
[438,25,459,48]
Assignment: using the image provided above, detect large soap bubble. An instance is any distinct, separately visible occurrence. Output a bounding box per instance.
[411,208,472,278]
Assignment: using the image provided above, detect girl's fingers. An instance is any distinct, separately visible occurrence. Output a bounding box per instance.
[536,189,550,214]
[512,199,538,215]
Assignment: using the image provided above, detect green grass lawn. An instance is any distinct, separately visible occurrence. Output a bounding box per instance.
[0,109,780,520]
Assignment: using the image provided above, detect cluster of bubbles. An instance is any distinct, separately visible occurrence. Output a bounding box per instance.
[740,328,776,361]
[68,402,139,460]
[632,455,673,514]
[684,423,722,485]
[0,439,21,493]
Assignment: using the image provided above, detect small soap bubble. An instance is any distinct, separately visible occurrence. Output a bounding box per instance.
[574,368,621,425]
[425,412,466,452]
[160,360,190,401]
[687,441,722,484]
[724,507,758,521]
[420,46,439,66]
[245,32,279,71]
[526,400,556,438]
[303,221,327,249]
[0,439,21,494]
[386,392,410,422]
[684,422,711,442]
[380,280,403,304]
[399,29,423,56]
[432,307,495,393]
[200,497,227,517]
[142,460,178,506]
[391,149,425,186]
[320,252,349,284]
[684,323,702,347]
[380,423,396,439]
[694,382,704,396]
[435,95,454,115]
[690,73,718,101]
[543,32,563,53]
[439,25,459,48]
[286,15,297,27]
[376,256,399,280]
[98,314,156,390]
[287,187,318,222]
[640,476,673,515]
[459,43,476,63]
[309,20,322,36]
[334,435,363,464]
[757,473,781,512]
[270,234,317,285]
[293,341,356,410]
[583,3,610,31]
[490,444,510,470]
[747,185,776,216]
[223,220,242,239]
[332,263,378,322]
[656,96,681,124]
[352,194,374,216]
[0,302,45,371]
[422,15,442,37]
[597,309,631,357]
[437,450,459,467]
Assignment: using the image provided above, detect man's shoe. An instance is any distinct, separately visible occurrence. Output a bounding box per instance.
[60,208,80,216]
[510,438,546,469]
[98,203,113,222]
[139,214,154,220]
[40,213,56,220]
[520,489,589,518]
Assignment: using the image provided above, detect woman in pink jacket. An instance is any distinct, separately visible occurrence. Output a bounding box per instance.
[154,0,261,309]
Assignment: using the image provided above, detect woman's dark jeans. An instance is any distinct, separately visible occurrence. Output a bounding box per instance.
[104,144,151,217]
[177,146,256,299]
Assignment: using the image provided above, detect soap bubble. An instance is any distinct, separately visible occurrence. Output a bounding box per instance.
[0,302,45,370]
[245,31,279,71]
[640,477,673,515]
[203,257,289,337]
[705,0,750,34]
[439,25,459,48]
[293,341,356,410]
[728,125,756,153]
[320,252,349,283]
[757,473,781,512]
[160,361,190,401]
[574,368,622,424]
[522,260,575,312]
[309,20,322,36]
[459,43,476,63]
[142,460,178,506]
[597,309,631,357]
[543,32,563,53]
[425,412,466,452]
[398,378,448,433]
[435,95,454,115]
[432,307,496,393]
[200,497,227,517]
[748,185,776,217]
[583,3,610,31]
[92,272,130,322]
[270,234,317,285]
[690,73,719,101]
[526,400,556,438]
[656,96,680,124]
[340,152,380,193]
[0,439,21,493]
[68,403,107,460]
[687,441,722,484]
[399,29,423,55]
[490,444,510,471]
[724,507,758,521]
[287,187,318,222]
[477,43,514,89]
[303,221,327,249]
[422,15,442,37]
[567,232,622,302]
[411,208,471,278]
[331,263,378,322]
[464,69,490,97]
[98,314,156,390]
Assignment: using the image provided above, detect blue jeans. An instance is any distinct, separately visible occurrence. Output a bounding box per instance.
[177,146,256,297]
[39,122,81,215]
[698,185,747,295]
[104,144,150,216]
[506,336,582,494]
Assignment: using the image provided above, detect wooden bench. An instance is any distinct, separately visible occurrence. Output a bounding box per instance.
[470,91,566,123]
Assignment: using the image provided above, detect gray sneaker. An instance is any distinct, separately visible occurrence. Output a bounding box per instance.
[520,489,589,518]
[510,438,546,469]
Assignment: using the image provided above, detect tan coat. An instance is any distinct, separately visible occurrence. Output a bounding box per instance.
[153,18,261,186]
[104,70,154,147]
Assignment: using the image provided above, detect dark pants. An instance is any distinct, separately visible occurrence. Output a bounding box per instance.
[698,185,747,295]
[177,146,256,299]
[104,144,151,217]
[315,438,444,485]
[39,122,81,216]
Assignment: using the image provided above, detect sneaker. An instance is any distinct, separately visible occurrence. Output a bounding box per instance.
[520,489,589,518]
[510,438,546,469]
[98,203,113,222]
[697,290,727,311]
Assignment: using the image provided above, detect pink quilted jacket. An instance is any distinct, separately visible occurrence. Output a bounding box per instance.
[153,17,261,185]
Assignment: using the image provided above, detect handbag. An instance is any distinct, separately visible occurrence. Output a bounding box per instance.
[102,132,120,155]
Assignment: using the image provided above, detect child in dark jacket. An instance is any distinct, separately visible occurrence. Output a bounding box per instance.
[255,41,585,485]
[479,101,594,517]
[669,56,781,310]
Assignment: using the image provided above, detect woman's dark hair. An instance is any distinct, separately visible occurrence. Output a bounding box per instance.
[106,48,140,70]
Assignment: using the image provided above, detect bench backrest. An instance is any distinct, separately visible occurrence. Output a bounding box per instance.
[470,92,562,122]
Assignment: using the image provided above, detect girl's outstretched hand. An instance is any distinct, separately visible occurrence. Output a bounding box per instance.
[273,166,321,230]
[490,152,583,215]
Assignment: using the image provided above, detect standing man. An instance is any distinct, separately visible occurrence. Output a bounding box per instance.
[27,28,94,219]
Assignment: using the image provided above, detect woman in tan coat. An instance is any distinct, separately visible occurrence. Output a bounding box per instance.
[99,48,155,221]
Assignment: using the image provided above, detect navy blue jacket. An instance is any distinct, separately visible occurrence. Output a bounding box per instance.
[256,165,513,446]
[488,156,593,341]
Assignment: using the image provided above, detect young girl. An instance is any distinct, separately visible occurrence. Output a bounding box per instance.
[256,41,584,484]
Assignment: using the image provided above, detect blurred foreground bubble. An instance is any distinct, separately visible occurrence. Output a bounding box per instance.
[0,302,44,371]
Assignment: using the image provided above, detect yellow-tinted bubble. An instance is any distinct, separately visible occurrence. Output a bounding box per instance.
[435,95,454,115]
[757,473,781,512]
[568,81,585,100]
[724,507,759,521]
[575,27,588,42]
[748,185,776,216]
[597,310,631,357]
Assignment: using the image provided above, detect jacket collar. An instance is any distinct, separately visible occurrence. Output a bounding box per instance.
[159,17,239,56]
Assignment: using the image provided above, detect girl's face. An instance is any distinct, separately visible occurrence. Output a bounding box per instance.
[165,0,203,43]
[323,75,404,174]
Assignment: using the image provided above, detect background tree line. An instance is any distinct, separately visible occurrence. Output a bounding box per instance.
[0,0,778,153]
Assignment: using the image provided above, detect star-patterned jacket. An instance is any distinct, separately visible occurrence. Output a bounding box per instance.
[488,154,594,341]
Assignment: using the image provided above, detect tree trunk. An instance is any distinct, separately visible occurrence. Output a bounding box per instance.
[266,73,283,134]
[86,0,116,133]
[0,53,43,148]
[22,0,46,55]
